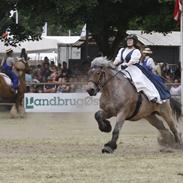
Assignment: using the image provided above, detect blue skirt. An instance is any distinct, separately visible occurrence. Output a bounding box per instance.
[135,64,171,100]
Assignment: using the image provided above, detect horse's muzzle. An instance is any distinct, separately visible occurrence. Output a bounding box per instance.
[86,82,98,96]
[86,88,97,96]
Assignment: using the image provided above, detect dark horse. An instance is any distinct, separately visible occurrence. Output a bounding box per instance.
[0,58,30,117]
[86,57,182,153]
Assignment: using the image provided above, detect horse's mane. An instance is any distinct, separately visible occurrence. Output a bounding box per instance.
[91,57,115,69]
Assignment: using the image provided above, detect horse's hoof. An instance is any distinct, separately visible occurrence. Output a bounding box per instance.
[102,146,114,153]
[158,131,175,147]
[99,120,112,133]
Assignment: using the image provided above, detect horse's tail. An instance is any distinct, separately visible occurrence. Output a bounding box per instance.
[170,97,182,121]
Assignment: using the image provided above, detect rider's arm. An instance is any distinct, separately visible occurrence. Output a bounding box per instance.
[113,48,123,66]
[126,49,141,66]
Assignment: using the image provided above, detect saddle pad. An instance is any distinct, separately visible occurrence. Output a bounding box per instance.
[0,73,12,86]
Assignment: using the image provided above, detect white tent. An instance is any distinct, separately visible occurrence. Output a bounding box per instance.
[0,36,80,64]
[0,36,80,54]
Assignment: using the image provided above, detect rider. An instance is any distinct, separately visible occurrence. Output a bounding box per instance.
[113,34,170,104]
[113,34,141,69]
[1,48,19,93]
[140,47,156,74]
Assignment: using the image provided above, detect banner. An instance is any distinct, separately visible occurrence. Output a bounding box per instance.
[24,93,100,112]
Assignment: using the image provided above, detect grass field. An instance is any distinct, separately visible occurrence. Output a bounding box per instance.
[0,112,183,183]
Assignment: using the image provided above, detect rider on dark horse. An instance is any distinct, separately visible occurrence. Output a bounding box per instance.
[1,48,19,93]
[113,34,170,104]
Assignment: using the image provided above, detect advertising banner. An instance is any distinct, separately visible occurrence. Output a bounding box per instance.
[24,93,100,112]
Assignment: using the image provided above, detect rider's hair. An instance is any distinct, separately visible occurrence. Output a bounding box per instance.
[124,34,139,48]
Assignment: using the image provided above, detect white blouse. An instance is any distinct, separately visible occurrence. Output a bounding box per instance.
[114,48,141,65]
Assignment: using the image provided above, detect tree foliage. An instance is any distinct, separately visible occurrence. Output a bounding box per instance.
[0,0,178,58]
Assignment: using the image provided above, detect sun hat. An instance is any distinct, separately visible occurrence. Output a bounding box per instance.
[142,47,153,54]
[6,48,13,53]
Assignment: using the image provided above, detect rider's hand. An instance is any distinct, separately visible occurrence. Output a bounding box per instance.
[121,63,128,70]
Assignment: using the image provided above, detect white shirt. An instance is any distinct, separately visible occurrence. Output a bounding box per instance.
[114,48,141,65]
[170,85,181,96]
[2,56,15,67]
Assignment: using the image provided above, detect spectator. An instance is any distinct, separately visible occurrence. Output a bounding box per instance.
[61,61,70,78]
[41,57,51,82]
[43,76,57,93]
[32,64,42,82]
[174,62,181,80]
[50,60,56,72]
[154,62,163,76]
[57,77,71,93]
[170,79,181,97]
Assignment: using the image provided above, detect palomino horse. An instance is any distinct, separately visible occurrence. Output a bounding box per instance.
[0,58,30,117]
[86,57,182,153]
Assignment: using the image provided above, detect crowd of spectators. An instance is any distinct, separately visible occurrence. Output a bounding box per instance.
[25,56,181,96]
[154,62,181,97]
[26,56,87,93]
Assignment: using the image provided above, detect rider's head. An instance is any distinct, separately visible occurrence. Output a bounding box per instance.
[6,48,13,56]
[125,34,138,48]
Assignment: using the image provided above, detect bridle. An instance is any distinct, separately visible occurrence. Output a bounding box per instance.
[88,67,121,92]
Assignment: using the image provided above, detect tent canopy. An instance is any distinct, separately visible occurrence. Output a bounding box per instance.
[0,36,80,54]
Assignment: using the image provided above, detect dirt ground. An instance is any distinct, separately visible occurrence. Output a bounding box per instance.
[0,112,183,183]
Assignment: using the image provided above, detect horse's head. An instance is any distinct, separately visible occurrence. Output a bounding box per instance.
[14,58,30,78]
[86,66,105,96]
[86,57,114,96]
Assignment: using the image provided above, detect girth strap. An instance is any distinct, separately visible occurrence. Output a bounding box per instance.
[126,93,142,120]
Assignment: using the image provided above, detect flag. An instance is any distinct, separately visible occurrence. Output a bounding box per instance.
[80,24,86,38]
[2,31,9,40]
[42,22,48,36]
[174,0,182,21]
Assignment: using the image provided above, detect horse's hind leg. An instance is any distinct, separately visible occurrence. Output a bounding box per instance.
[160,106,182,145]
[145,114,175,147]
[95,110,112,133]
[10,104,18,118]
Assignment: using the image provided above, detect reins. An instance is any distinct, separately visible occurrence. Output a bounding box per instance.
[88,69,121,92]
[100,70,121,89]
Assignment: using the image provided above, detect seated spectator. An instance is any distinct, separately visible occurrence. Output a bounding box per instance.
[56,77,71,93]
[170,79,181,96]
[43,76,57,93]
[28,77,43,93]
[33,64,42,82]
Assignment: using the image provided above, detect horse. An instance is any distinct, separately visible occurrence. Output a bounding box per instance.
[0,58,30,118]
[86,57,182,153]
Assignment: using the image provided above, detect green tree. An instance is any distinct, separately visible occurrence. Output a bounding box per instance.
[0,0,177,58]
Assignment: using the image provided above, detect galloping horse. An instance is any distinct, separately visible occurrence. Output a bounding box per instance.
[86,57,182,153]
[0,58,30,117]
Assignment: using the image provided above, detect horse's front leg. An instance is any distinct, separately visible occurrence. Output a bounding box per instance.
[102,111,125,153]
[95,110,113,133]
[17,94,25,118]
